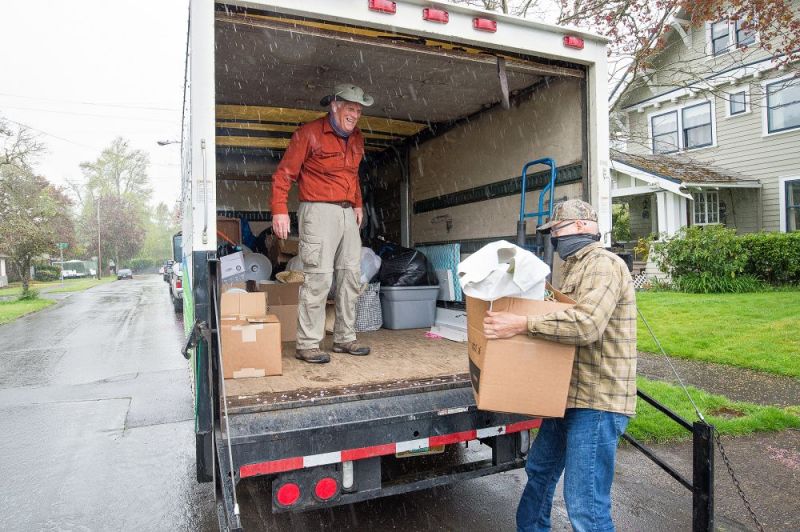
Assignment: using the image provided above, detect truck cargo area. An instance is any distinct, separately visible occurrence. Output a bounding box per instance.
[212,7,589,414]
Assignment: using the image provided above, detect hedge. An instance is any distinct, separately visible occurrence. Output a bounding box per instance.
[740,231,800,285]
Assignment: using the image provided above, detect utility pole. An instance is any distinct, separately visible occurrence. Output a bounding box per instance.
[59,245,64,285]
[97,200,102,280]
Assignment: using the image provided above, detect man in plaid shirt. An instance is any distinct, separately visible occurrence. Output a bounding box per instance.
[483,199,636,532]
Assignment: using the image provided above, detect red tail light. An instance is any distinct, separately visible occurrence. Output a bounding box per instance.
[563,35,585,49]
[314,477,338,501]
[175,277,182,289]
[423,7,449,23]
[473,18,497,32]
[276,482,301,506]
[368,0,396,14]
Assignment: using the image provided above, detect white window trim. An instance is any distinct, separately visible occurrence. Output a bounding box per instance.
[692,190,721,225]
[705,18,759,59]
[647,98,717,154]
[761,74,800,137]
[724,84,751,118]
[778,176,800,233]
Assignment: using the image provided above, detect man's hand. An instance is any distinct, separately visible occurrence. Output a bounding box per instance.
[272,214,290,240]
[483,311,528,339]
[354,207,364,228]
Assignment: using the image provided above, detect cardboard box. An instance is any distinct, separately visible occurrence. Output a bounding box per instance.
[466,287,576,417]
[267,235,300,265]
[220,291,266,318]
[217,217,241,245]
[220,315,282,378]
[254,281,302,342]
[220,252,245,281]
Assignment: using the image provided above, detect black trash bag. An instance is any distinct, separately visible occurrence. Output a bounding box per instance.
[378,246,439,287]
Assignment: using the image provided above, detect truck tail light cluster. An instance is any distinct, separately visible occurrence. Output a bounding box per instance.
[275,482,301,507]
[314,477,339,501]
[175,277,182,289]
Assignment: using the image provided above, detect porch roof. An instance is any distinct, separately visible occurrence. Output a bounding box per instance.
[611,150,761,188]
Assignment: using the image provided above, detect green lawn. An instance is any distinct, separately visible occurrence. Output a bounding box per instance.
[627,378,800,443]
[0,298,55,325]
[636,290,800,378]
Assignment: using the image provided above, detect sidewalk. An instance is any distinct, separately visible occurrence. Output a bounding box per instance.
[620,352,800,530]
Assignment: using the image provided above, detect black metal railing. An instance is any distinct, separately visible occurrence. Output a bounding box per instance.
[622,389,714,531]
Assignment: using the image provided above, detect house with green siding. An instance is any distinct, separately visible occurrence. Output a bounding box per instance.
[610,3,800,247]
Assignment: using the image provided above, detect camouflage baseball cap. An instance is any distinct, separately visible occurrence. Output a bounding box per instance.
[538,199,598,231]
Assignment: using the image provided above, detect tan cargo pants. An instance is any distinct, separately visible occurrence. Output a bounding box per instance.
[296,202,362,350]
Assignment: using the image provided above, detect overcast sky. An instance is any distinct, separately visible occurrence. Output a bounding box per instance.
[0,0,189,207]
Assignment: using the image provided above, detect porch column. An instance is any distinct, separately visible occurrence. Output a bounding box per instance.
[656,191,682,237]
[0,258,5,278]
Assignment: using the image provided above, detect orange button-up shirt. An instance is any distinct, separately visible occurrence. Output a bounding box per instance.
[270,115,365,215]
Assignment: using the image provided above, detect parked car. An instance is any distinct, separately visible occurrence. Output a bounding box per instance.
[168,262,182,313]
[117,268,133,280]
[163,260,174,282]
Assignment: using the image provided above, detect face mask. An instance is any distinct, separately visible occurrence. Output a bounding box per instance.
[551,233,600,259]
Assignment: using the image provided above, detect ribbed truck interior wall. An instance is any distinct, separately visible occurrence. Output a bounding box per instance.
[409,76,585,245]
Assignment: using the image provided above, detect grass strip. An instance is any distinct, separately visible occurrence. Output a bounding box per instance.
[0,298,55,325]
[627,378,800,444]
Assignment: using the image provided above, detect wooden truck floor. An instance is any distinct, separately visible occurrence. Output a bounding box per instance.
[224,328,471,413]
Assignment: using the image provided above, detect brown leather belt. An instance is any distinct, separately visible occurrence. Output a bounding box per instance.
[319,201,353,208]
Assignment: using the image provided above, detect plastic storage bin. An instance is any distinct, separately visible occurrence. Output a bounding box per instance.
[379,285,439,329]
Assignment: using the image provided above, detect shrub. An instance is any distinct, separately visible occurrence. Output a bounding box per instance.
[18,288,40,301]
[740,231,800,285]
[34,265,60,282]
[672,273,765,294]
[655,225,748,280]
[129,258,156,272]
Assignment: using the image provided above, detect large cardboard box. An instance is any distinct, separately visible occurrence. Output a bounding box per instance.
[466,288,576,417]
[254,281,302,342]
[267,235,300,265]
[219,292,282,378]
[220,315,282,378]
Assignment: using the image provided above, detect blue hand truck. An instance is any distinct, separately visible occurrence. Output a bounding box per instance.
[516,157,557,271]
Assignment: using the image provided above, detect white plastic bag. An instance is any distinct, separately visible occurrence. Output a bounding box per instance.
[457,240,550,301]
[360,247,382,284]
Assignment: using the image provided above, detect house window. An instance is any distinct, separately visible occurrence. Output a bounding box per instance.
[766,78,800,134]
[729,91,747,115]
[651,111,679,154]
[711,21,730,55]
[787,180,800,232]
[735,19,756,47]
[682,102,713,149]
[693,191,720,225]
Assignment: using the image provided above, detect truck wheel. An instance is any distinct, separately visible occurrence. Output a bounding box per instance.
[173,297,183,313]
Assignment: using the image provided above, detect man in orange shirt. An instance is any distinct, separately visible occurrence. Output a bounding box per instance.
[271,84,372,364]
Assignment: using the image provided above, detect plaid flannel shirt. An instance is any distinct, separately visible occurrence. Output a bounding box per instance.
[527,242,637,416]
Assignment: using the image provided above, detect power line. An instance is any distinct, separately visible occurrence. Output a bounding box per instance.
[0,92,180,112]
[4,118,101,151]
[0,105,179,124]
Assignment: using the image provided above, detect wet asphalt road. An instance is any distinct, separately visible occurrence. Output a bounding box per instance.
[2,274,793,531]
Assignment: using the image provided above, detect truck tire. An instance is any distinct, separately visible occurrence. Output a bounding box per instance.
[173,296,183,313]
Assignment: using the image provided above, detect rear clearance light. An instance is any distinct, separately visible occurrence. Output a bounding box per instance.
[368,0,396,14]
[314,477,339,501]
[275,482,301,507]
[423,7,449,23]
[175,277,182,289]
[239,419,541,478]
[563,35,585,50]
[473,17,497,33]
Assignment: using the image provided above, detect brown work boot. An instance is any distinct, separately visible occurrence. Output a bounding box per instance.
[332,341,371,356]
[295,348,330,364]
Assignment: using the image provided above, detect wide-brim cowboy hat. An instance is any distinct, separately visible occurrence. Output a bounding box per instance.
[319,83,374,107]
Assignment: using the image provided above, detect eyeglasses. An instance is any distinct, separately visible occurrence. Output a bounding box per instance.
[551,220,577,233]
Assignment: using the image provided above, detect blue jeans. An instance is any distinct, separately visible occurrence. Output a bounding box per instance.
[516,408,630,532]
